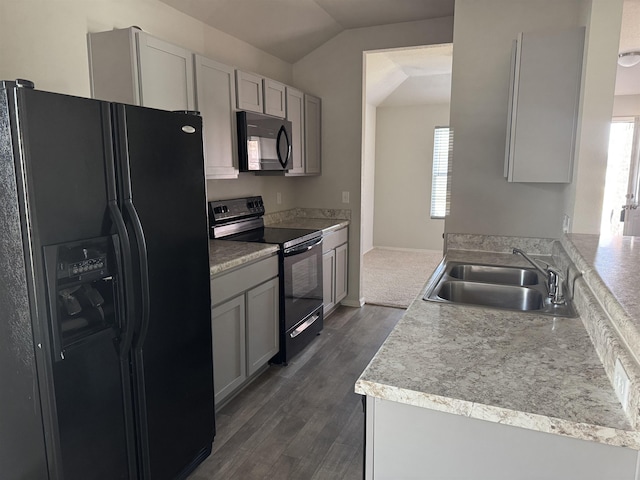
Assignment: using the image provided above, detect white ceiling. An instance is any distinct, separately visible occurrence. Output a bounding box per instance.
[158,0,455,63]
[366,45,452,107]
[616,0,640,96]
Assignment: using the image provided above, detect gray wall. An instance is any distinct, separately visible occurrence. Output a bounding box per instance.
[292,18,455,305]
[445,0,621,239]
[374,104,448,251]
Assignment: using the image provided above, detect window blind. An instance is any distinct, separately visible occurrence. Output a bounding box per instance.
[430,126,451,219]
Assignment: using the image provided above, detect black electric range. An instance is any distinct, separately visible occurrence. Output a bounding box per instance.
[209,196,324,364]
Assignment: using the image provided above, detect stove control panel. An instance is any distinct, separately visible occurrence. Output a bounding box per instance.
[208,195,265,225]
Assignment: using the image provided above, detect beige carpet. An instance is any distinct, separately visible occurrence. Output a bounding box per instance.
[363,248,443,309]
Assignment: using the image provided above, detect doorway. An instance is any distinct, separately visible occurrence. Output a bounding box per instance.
[600,118,640,236]
[361,44,452,307]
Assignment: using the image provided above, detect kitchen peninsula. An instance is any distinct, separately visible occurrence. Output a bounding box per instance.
[356,234,640,479]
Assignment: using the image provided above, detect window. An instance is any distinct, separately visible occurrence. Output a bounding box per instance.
[430,126,451,219]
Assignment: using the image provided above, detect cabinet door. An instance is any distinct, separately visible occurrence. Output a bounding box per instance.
[88,28,140,105]
[264,79,286,118]
[211,295,246,406]
[136,32,195,111]
[195,55,238,179]
[286,87,305,175]
[335,243,348,304]
[323,250,336,313]
[304,94,321,175]
[505,27,584,183]
[246,277,279,376]
[236,71,263,113]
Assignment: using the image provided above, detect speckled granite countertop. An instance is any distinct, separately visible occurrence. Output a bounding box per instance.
[356,248,640,449]
[209,240,278,277]
[564,234,640,363]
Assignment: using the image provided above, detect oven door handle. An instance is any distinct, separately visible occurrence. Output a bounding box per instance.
[283,237,322,256]
[290,313,321,339]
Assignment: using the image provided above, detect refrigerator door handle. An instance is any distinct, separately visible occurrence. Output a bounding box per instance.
[108,203,136,357]
[124,200,151,348]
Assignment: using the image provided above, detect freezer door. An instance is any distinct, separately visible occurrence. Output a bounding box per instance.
[0,86,49,479]
[10,86,138,480]
[114,104,214,480]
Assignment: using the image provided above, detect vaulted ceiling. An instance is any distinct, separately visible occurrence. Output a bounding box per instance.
[159,0,640,103]
[158,0,455,63]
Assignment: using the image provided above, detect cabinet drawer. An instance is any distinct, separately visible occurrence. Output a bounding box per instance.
[323,227,348,253]
[211,255,278,306]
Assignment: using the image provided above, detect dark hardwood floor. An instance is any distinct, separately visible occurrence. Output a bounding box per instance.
[189,304,403,480]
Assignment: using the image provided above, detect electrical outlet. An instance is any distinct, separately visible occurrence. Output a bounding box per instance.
[276,192,282,205]
[342,191,350,204]
[562,214,571,234]
[614,358,631,412]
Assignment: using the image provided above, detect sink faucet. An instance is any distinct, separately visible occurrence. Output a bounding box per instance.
[512,248,565,305]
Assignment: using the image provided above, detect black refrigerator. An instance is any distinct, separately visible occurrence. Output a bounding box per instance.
[0,80,215,480]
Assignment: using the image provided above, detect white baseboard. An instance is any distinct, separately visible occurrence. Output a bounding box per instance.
[340,297,365,308]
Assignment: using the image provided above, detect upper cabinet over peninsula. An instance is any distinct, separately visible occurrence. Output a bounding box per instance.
[504,26,585,183]
[87,27,321,179]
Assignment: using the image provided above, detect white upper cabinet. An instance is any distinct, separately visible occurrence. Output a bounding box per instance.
[263,79,286,118]
[194,55,238,179]
[88,28,195,111]
[236,71,286,118]
[287,89,322,176]
[235,70,263,113]
[304,94,322,175]
[285,87,305,176]
[136,33,195,111]
[504,27,585,183]
[89,28,321,178]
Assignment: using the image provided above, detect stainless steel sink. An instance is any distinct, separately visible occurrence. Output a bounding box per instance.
[423,261,576,317]
[448,264,539,286]
[436,281,543,311]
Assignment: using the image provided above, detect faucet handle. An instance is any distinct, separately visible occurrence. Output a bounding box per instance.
[546,267,565,304]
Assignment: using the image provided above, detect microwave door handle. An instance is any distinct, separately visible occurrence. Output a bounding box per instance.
[277,125,291,169]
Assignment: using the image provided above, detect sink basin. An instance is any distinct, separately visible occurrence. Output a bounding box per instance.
[448,264,539,286]
[436,281,543,311]
[423,260,576,317]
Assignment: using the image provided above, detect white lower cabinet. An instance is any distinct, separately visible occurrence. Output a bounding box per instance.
[335,243,348,303]
[211,255,279,407]
[211,296,246,404]
[246,278,279,376]
[365,396,640,480]
[322,249,336,313]
[322,227,348,315]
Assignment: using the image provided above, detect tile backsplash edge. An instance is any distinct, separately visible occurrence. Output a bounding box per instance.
[264,208,351,225]
[445,233,555,254]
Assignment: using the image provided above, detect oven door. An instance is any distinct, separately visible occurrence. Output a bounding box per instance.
[282,237,323,332]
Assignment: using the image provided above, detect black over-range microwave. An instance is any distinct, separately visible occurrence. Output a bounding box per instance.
[237,111,292,172]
